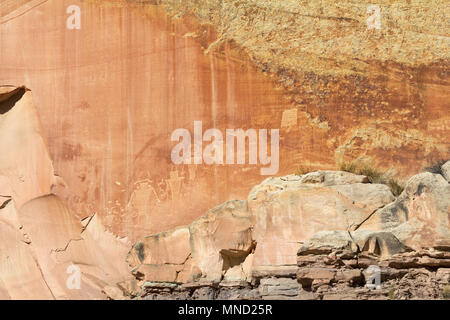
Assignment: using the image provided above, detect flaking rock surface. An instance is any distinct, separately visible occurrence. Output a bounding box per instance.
[0,0,449,300]
[126,163,450,300]
[1,0,448,239]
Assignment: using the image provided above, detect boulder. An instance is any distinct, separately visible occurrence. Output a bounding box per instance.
[249,171,394,267]
[127,226,192,284]
[359,172,450,249]
[298,229,409,259]
[190,200,253,282]
[258,277,300,298]
[129,200,253,284]
[351,231,410,258]
[297,267,337,289]
[127,227,191,267]
[298,230,355,256]
[335,269,363,285]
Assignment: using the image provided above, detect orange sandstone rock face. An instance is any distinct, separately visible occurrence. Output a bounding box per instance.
[1,0,448,241]
[1,1,294,239]
[0,87,448,299]
[126,171,398,284]
[0,86,131,299]
[0,0,449,300]
[0,86,55,208]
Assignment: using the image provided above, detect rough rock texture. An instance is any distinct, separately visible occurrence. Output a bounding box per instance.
[0,84,448,300]
[0,0,449,300]
[0,86,55,208]
[359,171,450,249]
[442,161,450,181]
[127,200,254,286]
[126,162,450,300]
[249,172,394,267]
[1,0,448,241]
[0,86,131,299]
[126,171,394,285]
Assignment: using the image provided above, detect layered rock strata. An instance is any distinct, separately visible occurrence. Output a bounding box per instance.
[1,0,448,240]
[0,0,449,300]
[125,161,450,300]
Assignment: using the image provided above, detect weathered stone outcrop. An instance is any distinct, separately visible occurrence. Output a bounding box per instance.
[0,0,449,300]
[0,86,131,299]
[249,172,395,268]
[359,171,450,249]
[295,242,450,300]
[126,162,450,300]
[0,86,55,208]
[0,83,448,300]
[1,0,448,241]
[442,162,450,181]
[127,200,254,286]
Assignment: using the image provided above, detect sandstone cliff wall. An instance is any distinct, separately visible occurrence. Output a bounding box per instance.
[0,86,131,299]
[0,86,448,299]
[1,0,448,240]
[0,0,449,300]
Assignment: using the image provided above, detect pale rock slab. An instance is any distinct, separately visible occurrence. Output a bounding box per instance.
[190,200,253,283]
[441,161,450,181]
[0,87,56,208]
[249,171,394,267]
[0,220,54,299]
[360,172,450,249]
[19,195,131,299]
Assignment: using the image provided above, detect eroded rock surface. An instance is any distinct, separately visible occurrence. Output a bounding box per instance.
[359,171,450,249]
[0,0,449,300]
[126,162,450,300]
[249,172,395,267]
[0,86,55,208]
[0,86,131,299]
[0,0,448,241]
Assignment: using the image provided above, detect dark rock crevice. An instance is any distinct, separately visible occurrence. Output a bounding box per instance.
[0,86,27,115]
